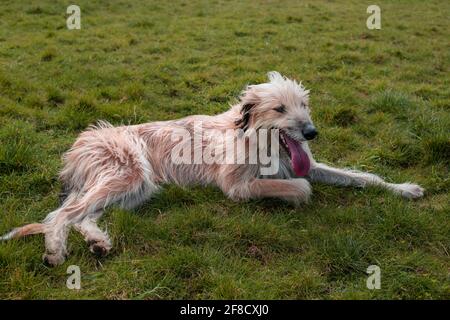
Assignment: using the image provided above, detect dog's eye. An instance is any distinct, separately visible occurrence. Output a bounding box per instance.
[274,105,286,113]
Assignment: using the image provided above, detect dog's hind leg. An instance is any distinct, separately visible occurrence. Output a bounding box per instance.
[43,192,110,266]
[308,163,424,199]
[43,173,156,266]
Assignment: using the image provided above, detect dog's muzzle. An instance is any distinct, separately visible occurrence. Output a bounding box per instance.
[302,123,318,140]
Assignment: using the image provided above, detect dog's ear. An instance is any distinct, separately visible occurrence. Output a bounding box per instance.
[267,71,284,83]
[235,84,261,132]
[235,103,255,132]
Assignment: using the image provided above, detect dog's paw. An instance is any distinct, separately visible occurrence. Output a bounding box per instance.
[88,239,112,257]
[395,183,425,199]
[282,179,312,206]
[42,252,66,266]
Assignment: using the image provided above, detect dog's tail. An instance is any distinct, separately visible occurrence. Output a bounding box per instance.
[0,223,46,241]
[2,192,69,241]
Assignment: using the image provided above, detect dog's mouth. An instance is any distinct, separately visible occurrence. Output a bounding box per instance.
[280,131,311,177]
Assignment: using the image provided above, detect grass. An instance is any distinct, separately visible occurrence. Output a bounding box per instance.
[0,0,449,299]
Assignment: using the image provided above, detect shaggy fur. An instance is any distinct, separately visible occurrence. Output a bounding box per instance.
[1,72,424,266]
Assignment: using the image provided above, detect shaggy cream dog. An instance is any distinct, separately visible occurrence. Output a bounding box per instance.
[1,72,424,266]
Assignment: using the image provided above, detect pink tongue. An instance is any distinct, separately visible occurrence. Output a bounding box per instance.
[284,135,311,177]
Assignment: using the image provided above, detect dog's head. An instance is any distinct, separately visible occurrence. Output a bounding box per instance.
[235,71,316,176]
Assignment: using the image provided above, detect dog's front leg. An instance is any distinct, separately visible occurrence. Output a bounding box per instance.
[308,163,424,199]
[225,178,311,205]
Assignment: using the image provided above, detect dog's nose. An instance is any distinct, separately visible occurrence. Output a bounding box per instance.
[302,123,318,140]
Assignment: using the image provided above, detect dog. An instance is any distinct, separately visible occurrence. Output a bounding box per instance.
[0,72,424,266]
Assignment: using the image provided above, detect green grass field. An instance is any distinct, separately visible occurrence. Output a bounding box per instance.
[0,0,449,299]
